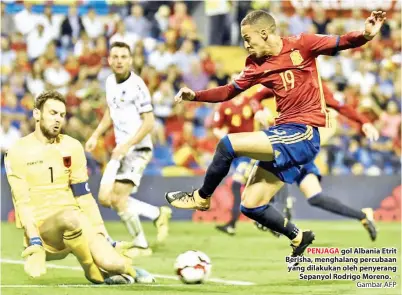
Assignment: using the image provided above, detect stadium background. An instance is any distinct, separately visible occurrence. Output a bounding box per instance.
[1,0,400,222]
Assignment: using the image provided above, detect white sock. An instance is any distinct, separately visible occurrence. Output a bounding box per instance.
[118,210,148,248]
[127,197,161,221]
[100,159,120,185]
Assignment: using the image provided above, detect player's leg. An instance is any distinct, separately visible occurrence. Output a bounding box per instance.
[111,180,151,256]
[166,131,275,209]
[119,149,172,243]
[255,184,293,237]
[98,159,121,208]
[216,158,253,236]
[166,125,318,211]
[240,165,315,262]
[298,163,377,241]
[38,208,104,283]
[87,233,155,284]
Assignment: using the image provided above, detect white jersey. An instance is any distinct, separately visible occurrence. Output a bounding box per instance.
[106,72,153,149]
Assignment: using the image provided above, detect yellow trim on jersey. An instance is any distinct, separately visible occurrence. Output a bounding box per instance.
[314,59,332,128]
[268,126,313,144]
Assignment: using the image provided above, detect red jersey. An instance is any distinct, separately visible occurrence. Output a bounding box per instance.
[252,83,370,127]
[194,32,368,128]
[212,96,262,133]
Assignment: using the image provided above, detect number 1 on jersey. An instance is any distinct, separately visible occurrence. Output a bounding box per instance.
[49,167,53,183]
[279,70,295,91]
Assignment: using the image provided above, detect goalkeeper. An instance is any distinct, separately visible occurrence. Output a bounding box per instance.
[5,90,154,285]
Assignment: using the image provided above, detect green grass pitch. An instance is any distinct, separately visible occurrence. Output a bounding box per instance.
[1,221,401,295]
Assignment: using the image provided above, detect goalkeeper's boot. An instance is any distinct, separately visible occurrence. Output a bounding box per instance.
[287,230,315,269]
[215,224,236,236]
[165,189,210,211]
[154,206,172,243]
[361,208,377,241]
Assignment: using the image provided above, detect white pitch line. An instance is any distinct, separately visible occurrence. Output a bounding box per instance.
[1,284,186,288]
[1,259,255,286]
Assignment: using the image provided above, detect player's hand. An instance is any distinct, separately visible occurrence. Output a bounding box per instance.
[174,87,196,103]
[362,123,379,142]
[21,244,46,278]
[85,135,98,152]
[111,143,131,160]
[363,11,386,40]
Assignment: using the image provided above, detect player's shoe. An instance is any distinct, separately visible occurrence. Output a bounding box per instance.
[361,208,377,241]
[215,224,236,236]
[105,273,135,285]
[165,189,210,211]
[154,206,172,243]
[115,241,153,258]
[287,230,315,268]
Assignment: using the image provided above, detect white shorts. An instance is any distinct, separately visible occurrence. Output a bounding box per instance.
[115,148,152,189]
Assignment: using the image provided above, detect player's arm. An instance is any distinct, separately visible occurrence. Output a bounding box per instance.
[124,112,155,147]
[86,107,112,152]
[5,146,39,239]
[303,11,386,56]
[323,84,379,141]
[124,79,155,147]
[111,79,155,159]
[70,140,107,236]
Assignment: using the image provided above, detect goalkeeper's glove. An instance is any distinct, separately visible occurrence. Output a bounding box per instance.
[21,237,46,278]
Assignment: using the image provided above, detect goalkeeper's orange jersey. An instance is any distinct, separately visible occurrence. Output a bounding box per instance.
[5,133,89,228]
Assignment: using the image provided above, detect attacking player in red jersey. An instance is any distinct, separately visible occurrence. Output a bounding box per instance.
[252,84,379,241]
[165,10,386,264]
[212,90,269,235]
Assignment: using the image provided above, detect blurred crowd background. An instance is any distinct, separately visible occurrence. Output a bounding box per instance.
[1,0,401,177]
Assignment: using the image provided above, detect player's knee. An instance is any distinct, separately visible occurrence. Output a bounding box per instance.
[59,210,81,232]
[217,136,236,158]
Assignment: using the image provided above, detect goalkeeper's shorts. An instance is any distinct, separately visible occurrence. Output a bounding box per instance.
[22,208,96,260]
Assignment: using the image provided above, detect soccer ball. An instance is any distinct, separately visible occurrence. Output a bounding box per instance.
[174,250,212,284]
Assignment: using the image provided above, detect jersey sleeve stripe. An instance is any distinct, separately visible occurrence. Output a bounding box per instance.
[331,36,341,56]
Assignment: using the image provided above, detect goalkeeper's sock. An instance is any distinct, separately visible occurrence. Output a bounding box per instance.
[240,204,300,240]
[118,210,149,248]
[127,197,160,221]
[307,193,366,220]
[63,228,103,283]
